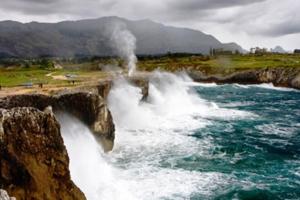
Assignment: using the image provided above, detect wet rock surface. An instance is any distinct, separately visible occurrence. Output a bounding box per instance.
[0,107,85,200]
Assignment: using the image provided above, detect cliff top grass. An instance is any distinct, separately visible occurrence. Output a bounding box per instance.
[0,67,110,87]
[138,54,300,74]
[0,53,300,89]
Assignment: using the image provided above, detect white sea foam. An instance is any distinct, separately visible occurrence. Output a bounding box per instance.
[256,123,298,138]
[57,114,137,200]
[235,83,298,92]
[58,71,259,200]
[105,71,256,199]
[185,82,218,87]
[220,101,256,108]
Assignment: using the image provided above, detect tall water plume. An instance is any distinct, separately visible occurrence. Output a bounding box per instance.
[110,22,137,76]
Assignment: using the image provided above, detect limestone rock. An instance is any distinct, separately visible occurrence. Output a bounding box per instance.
[0,92,116,152]
[97,80,113,100]
[0,107,86,200]
[56,92,115,152]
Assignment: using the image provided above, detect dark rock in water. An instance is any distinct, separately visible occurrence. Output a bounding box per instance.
[188,67,300,89]
[0,107,86,200]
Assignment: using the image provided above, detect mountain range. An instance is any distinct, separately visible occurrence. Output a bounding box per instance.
[0,16,245,58]
[271,46,287,53]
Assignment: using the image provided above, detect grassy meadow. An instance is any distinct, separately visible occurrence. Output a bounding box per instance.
[0,54,300,88]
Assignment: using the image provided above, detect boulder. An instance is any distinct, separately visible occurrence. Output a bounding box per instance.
[0,107,86,200]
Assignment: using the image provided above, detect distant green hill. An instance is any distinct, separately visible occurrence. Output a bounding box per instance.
[0,16,245,58]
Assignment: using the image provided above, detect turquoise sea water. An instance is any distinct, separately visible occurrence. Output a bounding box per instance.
[188,84,300,200]
[62,74,300,200]
[105,78,300,200]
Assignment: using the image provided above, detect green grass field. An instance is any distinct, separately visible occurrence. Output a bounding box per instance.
[138,54,300,74]
[0,67,112,87]
[1,54,300,87]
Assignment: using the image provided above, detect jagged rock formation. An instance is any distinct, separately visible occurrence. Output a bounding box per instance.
[97,80,113,100]
[0,78,149,151]
[0,92,115,152]
[97,77,149,100]
[56,92,115,152]
[0,78,148,199]
[0,107,86,200]
[188,67,300,89]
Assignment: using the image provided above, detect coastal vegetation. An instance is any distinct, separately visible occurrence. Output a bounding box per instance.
[1,53,300,88]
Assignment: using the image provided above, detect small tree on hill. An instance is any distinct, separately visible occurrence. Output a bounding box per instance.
[39,59,54,69]
[24,62,31,68]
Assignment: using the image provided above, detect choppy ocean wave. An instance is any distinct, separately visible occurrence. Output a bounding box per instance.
[59,72,300,200]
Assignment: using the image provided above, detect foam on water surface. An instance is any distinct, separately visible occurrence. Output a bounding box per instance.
[58,71,300,200]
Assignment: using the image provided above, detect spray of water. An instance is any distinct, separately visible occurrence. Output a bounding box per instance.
[110,22,137,76]
[59,71,256,200]
[104,71,255,199]
[108,71,254,131]
[57,113,137,200]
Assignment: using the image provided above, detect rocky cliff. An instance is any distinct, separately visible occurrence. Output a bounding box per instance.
[188,67,300,89]
[0,92,115,152]
[56,92,115,152]
[0,107,86,200]
[0,78,149,198]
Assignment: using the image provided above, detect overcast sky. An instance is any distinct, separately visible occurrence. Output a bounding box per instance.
[0,0,299,51]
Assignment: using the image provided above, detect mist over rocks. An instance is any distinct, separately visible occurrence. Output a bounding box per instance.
[97,77,149,100]
[109,21,137,75]
[0,107,86,200]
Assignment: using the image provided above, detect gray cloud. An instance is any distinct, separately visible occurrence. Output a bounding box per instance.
[0,0,299,50]
[0,0,116,15]
[169,0,266,11]
[261,17,300,37]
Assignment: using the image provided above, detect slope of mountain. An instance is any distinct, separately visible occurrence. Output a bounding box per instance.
[271,46,286,53]
[0,17,244,58]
